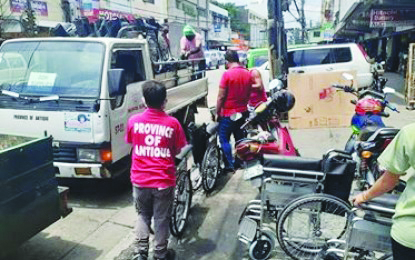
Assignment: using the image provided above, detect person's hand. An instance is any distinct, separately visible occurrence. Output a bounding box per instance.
[352,191,368,207]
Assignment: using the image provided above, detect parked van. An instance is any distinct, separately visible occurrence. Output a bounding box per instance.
[287,43,373,88]
[247,48,268,68]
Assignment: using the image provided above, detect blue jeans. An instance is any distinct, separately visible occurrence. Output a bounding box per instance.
[219,114,247,169]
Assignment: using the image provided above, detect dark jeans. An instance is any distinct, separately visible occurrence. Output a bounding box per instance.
[133,186,174,259]
[392,237,415,260]
[191,60,206,80]
[218,113,247,169]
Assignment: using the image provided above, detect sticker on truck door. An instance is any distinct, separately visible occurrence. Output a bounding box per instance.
[64,113,92,132]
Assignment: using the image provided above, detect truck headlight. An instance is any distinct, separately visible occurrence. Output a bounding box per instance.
[78,149,100,162]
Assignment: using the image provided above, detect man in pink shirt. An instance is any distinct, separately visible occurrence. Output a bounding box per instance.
[180,25,205,79]
[249,69,268,108]
[125,81,187,260]
[216,50,253,171]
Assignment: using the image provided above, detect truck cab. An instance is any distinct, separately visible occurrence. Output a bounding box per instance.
[0,37,208,179]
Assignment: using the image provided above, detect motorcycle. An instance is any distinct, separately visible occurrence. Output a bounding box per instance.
[235,79,299,162]
[371,63,388,93]
[333,73,401,190]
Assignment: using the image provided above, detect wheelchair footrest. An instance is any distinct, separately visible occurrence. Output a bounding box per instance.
[238,217,258,243]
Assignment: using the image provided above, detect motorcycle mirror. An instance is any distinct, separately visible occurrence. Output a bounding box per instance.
[342,73,354,81]
[268,79,285,94]
[383,87,395,94]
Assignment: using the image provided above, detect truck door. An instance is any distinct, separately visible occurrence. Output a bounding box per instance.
[109,48,146,163]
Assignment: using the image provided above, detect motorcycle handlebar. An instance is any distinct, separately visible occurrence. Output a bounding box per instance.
[385,102,400,113]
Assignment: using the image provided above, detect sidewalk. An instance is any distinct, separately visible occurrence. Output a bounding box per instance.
[108,72,415,260]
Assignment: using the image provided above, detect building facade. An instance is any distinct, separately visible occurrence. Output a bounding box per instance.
[207,2,230,50]
[235,6,267,48]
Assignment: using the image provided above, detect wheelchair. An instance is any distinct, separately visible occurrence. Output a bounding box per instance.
[321,193,398,260]
[238,150,356,260]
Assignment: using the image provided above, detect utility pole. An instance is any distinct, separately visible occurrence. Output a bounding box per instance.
[268,0,287,80]
[300,0,306,43]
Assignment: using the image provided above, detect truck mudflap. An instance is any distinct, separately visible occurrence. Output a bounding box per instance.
[58,186,72,217]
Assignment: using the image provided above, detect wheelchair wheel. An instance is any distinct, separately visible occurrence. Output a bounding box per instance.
[248,230,275,260]
[170,170,192,237]
[276,194,351,260]
[201,142,220,193]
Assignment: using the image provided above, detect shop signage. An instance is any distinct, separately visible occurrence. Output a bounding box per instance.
[81,8,135,22]
[370,9,415,28]
[10,0,48,16]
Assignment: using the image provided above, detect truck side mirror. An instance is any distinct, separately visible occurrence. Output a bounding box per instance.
[108,69,126,97]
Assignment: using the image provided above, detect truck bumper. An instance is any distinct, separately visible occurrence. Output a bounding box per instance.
[53,162,111,178]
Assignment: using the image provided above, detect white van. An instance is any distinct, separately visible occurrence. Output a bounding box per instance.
[287,43,373,88]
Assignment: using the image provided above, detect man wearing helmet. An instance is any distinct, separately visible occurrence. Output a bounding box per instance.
[180,25,205,79]
[216,50,253,172]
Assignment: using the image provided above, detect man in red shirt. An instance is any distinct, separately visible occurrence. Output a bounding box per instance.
[216,50,253,171]
[125,81,187,260]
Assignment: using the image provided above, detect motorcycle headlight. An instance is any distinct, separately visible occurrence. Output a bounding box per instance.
[78,149,100,162]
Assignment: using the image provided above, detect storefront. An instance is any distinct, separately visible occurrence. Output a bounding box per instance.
[335,0,415,72]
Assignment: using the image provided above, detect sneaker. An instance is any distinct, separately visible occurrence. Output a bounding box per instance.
[132,251,148,260]
[223,167,235,174]
[154,249,175,260]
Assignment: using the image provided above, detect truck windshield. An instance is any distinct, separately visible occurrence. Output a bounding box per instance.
[0,41,104,99]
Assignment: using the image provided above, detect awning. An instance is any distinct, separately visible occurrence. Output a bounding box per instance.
[335,0,415,40]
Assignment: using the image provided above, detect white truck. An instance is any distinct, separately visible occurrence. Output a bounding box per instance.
[0,37,208,179]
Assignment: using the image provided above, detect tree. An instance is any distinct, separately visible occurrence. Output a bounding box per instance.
[20,0,37,36]
[0,0,13,38]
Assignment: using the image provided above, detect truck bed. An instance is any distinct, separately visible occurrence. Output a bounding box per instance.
[0,134,34,150]
[0,136,61,257]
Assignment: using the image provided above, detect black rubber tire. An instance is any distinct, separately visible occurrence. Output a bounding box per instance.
[201,142,220,193]
[248,233,274,260]
[170,170,192,237]
[276,194,351,260]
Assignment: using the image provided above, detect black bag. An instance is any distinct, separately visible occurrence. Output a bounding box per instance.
[322,150,356,203]
[190,123,209,166]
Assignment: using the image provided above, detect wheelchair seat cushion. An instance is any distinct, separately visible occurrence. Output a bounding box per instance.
[261,154,322,171]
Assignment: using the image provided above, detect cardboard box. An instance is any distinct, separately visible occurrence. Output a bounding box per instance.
[288,71,357,129]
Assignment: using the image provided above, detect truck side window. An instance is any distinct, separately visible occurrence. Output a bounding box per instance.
[111,50,146,85]
[110,50,146,109]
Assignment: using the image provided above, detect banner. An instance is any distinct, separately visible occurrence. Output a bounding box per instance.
[9,0,48,16]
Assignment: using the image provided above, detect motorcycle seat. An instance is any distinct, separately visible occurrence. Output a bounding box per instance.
[261,154,322,171]
[359,129,377,141]
[361,127,400,142]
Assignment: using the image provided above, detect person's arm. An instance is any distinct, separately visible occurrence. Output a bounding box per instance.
[174,120,187,155]
[189,34,202,55]
[216,73,228,118]
[251,69,263,89]
[216,87,227,119]
[180,37,188,57]
[353,170,400,206]
[125,119,132,144]
[354,128,409,206]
